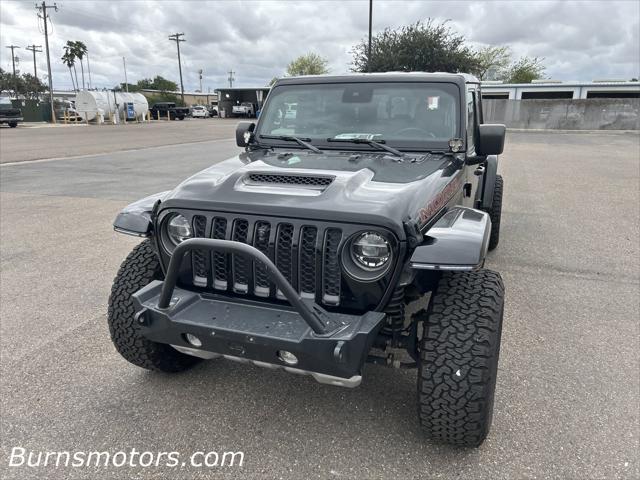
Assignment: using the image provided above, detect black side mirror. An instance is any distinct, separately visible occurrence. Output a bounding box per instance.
[477,124,506,156]
[236,122,256,147]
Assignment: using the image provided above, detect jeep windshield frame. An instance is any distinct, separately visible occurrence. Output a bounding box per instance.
[255,80,463,153]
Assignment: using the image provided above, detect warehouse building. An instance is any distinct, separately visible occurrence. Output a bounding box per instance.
[481,80,640,100]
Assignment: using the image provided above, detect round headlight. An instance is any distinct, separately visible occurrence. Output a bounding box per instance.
[351,232,390,270]
[166,214,193,247]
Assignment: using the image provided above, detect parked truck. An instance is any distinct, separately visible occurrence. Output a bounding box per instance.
[109,73,506,448]
[0,97,22,127]
[232,102,255,117]
[149,102,190,121]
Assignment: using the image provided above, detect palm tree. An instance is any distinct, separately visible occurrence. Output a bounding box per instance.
[61,48,76,91]
[64,41,79,91]
[72,41,88,90]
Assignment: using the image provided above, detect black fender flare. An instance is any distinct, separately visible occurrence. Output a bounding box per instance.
[481,155,499,210]
[113,191,169,237]
[409,207,491,271]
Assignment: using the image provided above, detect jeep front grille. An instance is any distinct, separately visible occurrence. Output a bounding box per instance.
[187,213,344,306]
[211,217,228,289]
[192,215,208,287]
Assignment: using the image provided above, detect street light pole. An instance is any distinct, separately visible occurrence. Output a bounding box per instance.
[368,0,373,72]
[122,56,128,92]
[86,51,92,89]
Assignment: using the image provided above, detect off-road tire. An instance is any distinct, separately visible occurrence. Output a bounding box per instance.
[108,240,200,372]
[417,270,504,447]
[484,175,503,251]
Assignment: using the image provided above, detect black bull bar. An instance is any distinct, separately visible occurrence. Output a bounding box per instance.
[132,238,386,383]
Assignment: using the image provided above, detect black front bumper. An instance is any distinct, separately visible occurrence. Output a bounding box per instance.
[132,239,386,386]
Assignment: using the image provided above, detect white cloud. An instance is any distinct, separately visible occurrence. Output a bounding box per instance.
[0,0,638,91]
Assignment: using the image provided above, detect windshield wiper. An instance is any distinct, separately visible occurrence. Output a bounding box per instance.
[259,134,322,154]
[326,137,405,158]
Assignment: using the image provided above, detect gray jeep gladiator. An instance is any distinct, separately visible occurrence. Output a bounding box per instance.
[108,73,506,447]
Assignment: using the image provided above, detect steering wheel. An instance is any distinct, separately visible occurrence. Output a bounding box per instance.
[392,127,436,138]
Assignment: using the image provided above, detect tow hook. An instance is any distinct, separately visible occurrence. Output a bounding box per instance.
[135,308,149,326]
[333,341,347,363]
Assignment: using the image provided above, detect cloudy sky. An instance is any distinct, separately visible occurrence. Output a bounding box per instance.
[0,0,638,91]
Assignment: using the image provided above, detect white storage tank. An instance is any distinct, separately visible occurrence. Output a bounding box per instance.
[75,91,149,121]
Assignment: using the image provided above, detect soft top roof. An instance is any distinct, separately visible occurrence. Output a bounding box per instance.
[275,72,479,86]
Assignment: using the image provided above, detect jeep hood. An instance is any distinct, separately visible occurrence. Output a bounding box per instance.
[159,149,464,237]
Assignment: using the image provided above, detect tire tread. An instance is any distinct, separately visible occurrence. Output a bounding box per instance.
[417,269,504,447]
[107,240,200,372]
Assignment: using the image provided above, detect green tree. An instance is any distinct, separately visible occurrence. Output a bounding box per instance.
[136,78,155,89]
[499,56,546,83]
[143,93,184,106]
[114,83,140,92]
[474,45,511,81]
[64,41,80,89]
[351,20,479,73]
[286,53,329,76]
[149,75,178,92]
[0,69,47,98]
[20,73,46,99]
[61,47,77,91]
[72,41,88,90]
[115,76,177,93]
[0,68,15,93]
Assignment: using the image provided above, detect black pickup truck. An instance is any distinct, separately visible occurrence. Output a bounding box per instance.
[0,96,23,127]
[149,102,190,121]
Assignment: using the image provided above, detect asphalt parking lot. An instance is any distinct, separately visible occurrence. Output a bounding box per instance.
[0,121,638,479]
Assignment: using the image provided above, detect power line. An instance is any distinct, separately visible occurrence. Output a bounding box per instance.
[168,32,185,103]
[36,1,58,123]
[25,44,43,79]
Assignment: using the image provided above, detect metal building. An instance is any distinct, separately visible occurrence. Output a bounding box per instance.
[481,80,640,100]
[216,87,270,118]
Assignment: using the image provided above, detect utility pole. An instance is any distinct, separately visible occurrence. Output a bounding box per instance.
[122,56,128,92]
[25,44,42,78]
[24,45,42,78]
[368,0,373,72]
[36,1,58,123]
[6,45,21,94]
[168,33,185,103]
[228,70,235,88]
[198,69,203,92]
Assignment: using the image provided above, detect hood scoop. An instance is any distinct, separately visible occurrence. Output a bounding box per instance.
[245,173,335,190]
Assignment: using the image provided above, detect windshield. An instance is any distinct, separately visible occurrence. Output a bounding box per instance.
[256,82,460,150]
